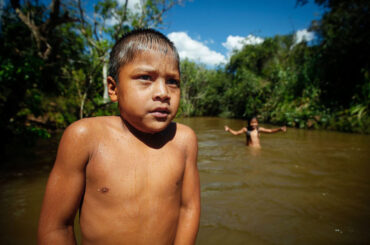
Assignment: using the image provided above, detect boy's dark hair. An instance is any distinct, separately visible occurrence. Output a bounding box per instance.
[108,28,180,82]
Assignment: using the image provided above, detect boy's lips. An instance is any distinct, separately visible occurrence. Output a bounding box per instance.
[149,107,170,118]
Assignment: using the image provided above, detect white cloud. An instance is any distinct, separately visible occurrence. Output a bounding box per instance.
[106,0,142,26]
[117,0,142,13]
[168,32,227,66]
[222,34,264,55]
[294,29,315,44]
[105,16,119,26]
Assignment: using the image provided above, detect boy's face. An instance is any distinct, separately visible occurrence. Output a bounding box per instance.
[108,49,180,134]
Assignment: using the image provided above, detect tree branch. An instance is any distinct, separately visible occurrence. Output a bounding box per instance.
[11,0,77,60]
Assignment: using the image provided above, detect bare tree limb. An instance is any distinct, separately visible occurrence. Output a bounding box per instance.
[112,0,129,41]
[10,0,77,60]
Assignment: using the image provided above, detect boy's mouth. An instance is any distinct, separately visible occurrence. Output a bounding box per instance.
[150,107,170,118]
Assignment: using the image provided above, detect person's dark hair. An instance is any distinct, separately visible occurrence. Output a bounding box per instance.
[108,28,180,82]
[247,116,258,131]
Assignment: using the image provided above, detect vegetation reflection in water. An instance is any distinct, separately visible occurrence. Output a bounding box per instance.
[1,117,369,244]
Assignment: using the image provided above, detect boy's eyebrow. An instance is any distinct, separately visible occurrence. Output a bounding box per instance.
[131,66,180,77]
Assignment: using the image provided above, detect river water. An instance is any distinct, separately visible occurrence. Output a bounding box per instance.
[1,117,369,244]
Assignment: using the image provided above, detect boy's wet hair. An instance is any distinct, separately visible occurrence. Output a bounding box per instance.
[108,28,180,82]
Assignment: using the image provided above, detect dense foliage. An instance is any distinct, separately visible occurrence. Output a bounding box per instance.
[178,0,370,133]
[0,0,183,146]
[1,0,369,148]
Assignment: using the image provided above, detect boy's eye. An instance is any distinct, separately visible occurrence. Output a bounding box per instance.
[138,75,152,80]
[167,79,180,87]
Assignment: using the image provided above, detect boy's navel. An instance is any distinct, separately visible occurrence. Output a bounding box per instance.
[176,180,181,186]
[98,187,109,193]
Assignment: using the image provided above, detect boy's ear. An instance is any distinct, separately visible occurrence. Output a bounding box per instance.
[107,76,118,102]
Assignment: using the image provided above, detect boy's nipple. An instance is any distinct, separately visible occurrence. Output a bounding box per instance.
[98,187,109,193]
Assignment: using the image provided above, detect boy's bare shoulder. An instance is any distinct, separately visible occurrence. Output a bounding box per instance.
[67,116,120,132]
[174,122,197,147]
[57,116,121,159]
[175,122,196,136]
[63,116,121,142]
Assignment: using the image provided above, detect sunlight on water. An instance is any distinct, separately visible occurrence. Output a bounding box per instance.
[1,117,369,244]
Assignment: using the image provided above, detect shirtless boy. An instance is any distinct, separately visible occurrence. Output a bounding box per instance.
[38,29,200,245]
[224,116,286,147]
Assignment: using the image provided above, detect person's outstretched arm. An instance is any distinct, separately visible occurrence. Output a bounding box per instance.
[174,128,200,245]
[224,125,247,135]
[38,121,90,245]
[259,126,287,133]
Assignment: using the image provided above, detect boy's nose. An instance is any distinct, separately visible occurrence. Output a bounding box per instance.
[152,80,170,102]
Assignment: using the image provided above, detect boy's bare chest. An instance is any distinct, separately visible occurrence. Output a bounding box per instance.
[85,140,185,200]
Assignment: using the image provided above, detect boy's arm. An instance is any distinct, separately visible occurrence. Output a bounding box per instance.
[259,126,286,133]
[174,128,200,245]
[38,121,90,245]
[224,125,247,135]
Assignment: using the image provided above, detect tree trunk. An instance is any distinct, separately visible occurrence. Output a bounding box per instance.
[80,93,86,119]
[102,62,109,102]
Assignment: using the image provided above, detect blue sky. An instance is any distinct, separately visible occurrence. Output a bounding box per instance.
[165,1,322,46]
[3,0,323,66]
[157,0,324,66]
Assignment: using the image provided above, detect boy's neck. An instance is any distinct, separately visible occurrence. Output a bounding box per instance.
[120,117,176,149]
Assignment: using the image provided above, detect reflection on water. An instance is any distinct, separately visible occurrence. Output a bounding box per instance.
[0,137,57,245]
[1,117,369,244]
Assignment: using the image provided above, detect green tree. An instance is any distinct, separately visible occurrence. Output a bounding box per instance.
[298,0,370,108]
[0,0,185,147]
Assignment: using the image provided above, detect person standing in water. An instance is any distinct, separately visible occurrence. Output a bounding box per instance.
[224,116,286,147]
[38,29,200,245]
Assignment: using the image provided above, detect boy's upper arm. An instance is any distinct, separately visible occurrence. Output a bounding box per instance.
[39,121,91,230]
[174,125,200,244]
[181,127,200,208]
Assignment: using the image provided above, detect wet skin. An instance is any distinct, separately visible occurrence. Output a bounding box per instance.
[38,50,200,245]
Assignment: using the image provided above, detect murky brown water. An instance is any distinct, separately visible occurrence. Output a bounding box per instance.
[1,117,369,244]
